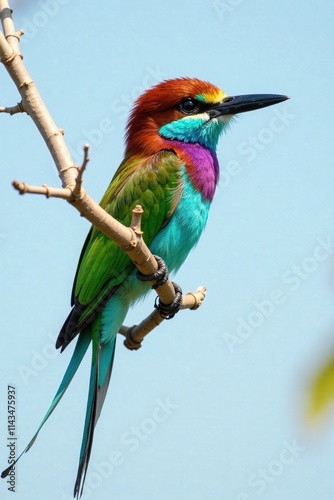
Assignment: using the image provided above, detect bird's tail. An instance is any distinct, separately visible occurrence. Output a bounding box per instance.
[1,328,91,480]
[74,319,116,498]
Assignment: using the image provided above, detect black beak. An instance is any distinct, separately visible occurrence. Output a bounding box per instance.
[209,94,289,117]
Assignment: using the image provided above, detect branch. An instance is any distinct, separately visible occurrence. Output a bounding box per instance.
[1,2,207,347]
[0,100,25,114]
[119,287,207,350]
[0,2,77,189]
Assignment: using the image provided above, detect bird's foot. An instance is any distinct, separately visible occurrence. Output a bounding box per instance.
[136,255,182,319]
[136,254,169,289]
[154,282,183,319]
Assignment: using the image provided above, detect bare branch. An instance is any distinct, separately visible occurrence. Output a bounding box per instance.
[12,180,73,199]
[119,287,207,350]
[1,8,77,189]
[0,100,25,114]
[0,4,22,65]
[71,144,89,198]
[181,286,207,310]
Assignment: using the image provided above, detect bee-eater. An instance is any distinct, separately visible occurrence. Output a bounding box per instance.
[2,78,288,497]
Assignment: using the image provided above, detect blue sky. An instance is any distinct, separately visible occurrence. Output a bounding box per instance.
[2,1,334,499]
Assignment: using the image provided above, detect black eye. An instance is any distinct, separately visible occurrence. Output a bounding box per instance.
[179,98,198,114]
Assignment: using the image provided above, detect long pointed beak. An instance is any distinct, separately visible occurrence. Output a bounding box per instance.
[209,94,289,117]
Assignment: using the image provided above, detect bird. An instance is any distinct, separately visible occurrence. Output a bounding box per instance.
[2,78,288,497]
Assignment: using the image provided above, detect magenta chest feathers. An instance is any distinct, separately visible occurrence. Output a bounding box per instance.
[170,141,220,201]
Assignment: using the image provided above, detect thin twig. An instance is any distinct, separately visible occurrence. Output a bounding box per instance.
[12,180,73,199]
[0,101,25,114]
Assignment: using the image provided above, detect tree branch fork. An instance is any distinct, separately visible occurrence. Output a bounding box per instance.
[0,1,207,350]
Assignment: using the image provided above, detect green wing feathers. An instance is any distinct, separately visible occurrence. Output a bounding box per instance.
[56,150,183,349]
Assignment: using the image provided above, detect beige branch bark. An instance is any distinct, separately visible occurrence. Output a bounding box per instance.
[0,1,207,349]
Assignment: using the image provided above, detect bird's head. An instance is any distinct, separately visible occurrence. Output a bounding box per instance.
[125,77,288,155]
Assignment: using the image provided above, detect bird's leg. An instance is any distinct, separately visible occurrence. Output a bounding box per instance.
[136,254,169,288]
[136,254,183,317]
[154,283,183,319]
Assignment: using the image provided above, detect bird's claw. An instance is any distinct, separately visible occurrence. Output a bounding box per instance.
[136,254,169,289]
[154,282,183,319]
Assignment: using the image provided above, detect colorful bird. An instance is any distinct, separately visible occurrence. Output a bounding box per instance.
[2,78,288,497]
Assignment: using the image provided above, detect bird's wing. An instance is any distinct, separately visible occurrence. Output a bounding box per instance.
[57,149,183,347]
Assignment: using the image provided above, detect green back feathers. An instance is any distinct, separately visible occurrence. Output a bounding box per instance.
[72,150,183,327]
